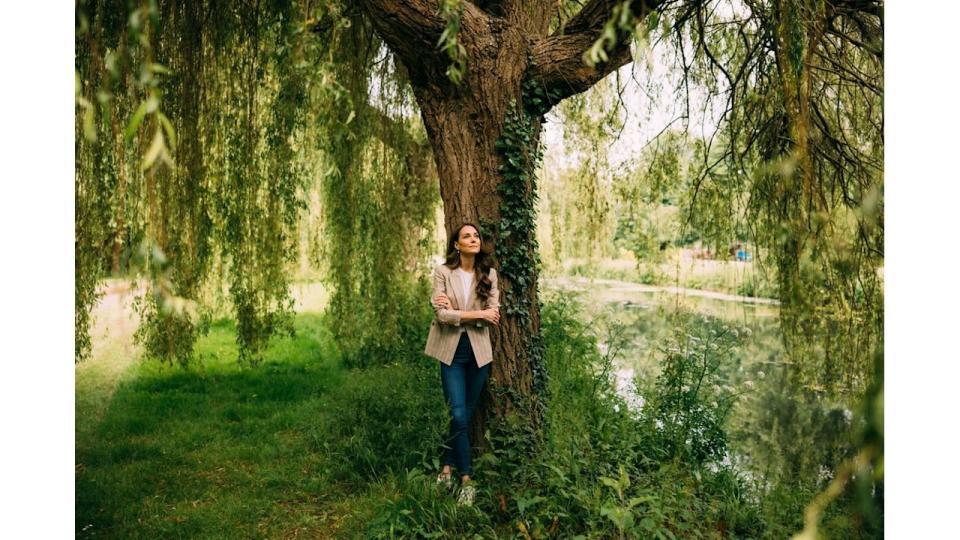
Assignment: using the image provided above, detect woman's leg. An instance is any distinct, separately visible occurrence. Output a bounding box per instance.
[459,360,491,480]
[440,360,469,475]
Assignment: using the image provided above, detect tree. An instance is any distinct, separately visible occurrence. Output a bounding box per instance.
[347,0,664,445]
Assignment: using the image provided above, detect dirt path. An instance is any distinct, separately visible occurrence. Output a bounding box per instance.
[75,280,147,442]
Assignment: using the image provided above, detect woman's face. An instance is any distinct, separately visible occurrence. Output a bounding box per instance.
[454,226,481,256]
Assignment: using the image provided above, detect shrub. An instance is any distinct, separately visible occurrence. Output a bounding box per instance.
[455,294,759,538]
[335,295,826,539]
[638,313,740,466]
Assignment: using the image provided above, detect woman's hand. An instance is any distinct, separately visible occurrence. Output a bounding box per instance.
[480,308,500,326]
[433,293,451,310]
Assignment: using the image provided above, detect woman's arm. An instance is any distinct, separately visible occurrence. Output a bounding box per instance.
[431,266,462,326]
[431,266,497,326]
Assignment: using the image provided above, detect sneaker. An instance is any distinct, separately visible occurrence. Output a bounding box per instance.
[436,471,453,491]
[456,483,476,506]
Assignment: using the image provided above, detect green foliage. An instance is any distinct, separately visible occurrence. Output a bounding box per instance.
[450,294,764,539]
[438,0,468,85]
[132,245,213,366]
[540,76,623,266]
[75,0,174,361]
[76,0,320,365]
[359,468,498,539]
[639,314,740,466]
[78,293,878,538]
[583,0,644,67]
[541,112,696,268]
[315,14,440,369]
[662,0,884,395]
[494,101,542,326]
[610,132,688,263]
[308,358,448,485]
[77,0,441,369]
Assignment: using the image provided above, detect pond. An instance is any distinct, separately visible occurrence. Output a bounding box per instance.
[541,275,858,494]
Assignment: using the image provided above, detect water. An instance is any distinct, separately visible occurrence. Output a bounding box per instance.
[541,276,857,489]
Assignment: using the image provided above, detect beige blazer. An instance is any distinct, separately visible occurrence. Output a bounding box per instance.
[423,263,500,367]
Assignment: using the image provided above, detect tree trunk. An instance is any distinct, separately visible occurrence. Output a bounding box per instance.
[408,25,545,447]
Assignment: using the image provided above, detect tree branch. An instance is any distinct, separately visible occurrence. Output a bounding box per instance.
[528,32,633,102]
[527,0,663,103]
[356,0,490,67]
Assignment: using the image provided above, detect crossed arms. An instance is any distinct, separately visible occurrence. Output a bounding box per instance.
[431,266,501,328]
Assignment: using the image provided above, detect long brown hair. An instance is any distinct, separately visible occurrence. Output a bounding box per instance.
[443,223,495,303]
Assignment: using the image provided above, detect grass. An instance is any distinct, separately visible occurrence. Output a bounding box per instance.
[76,314,352,538]
[76,309,467,539]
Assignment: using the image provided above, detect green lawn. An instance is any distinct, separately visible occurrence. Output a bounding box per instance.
[76,311,477,539]
[77,314,351,538]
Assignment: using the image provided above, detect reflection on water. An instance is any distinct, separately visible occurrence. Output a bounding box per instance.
[543,277,858,492]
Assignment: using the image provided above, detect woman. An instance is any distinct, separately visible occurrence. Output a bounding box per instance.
[423,223,501,507]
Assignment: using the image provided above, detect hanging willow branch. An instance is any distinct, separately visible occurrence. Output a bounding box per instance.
[314,11,440,368]
[666,0,883,394]
[76,0,319,365]
[76,0,441,366]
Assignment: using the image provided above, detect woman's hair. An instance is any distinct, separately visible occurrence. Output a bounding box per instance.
[443,222,495,303]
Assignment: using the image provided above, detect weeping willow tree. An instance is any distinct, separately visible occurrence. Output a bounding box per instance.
[75,0,437,367]
[76,0,678,428]
[336,0,676,443]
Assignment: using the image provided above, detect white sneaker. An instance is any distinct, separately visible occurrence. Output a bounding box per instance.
[436,471,453,490]
[456,483,476,506]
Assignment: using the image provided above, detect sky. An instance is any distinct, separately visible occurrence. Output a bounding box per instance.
[542,37,726,172]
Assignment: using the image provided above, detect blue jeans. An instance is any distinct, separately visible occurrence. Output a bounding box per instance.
[440,332,491,477]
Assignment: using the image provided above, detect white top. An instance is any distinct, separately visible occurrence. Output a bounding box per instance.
[456,268,474,333]
[456,267,474,298]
